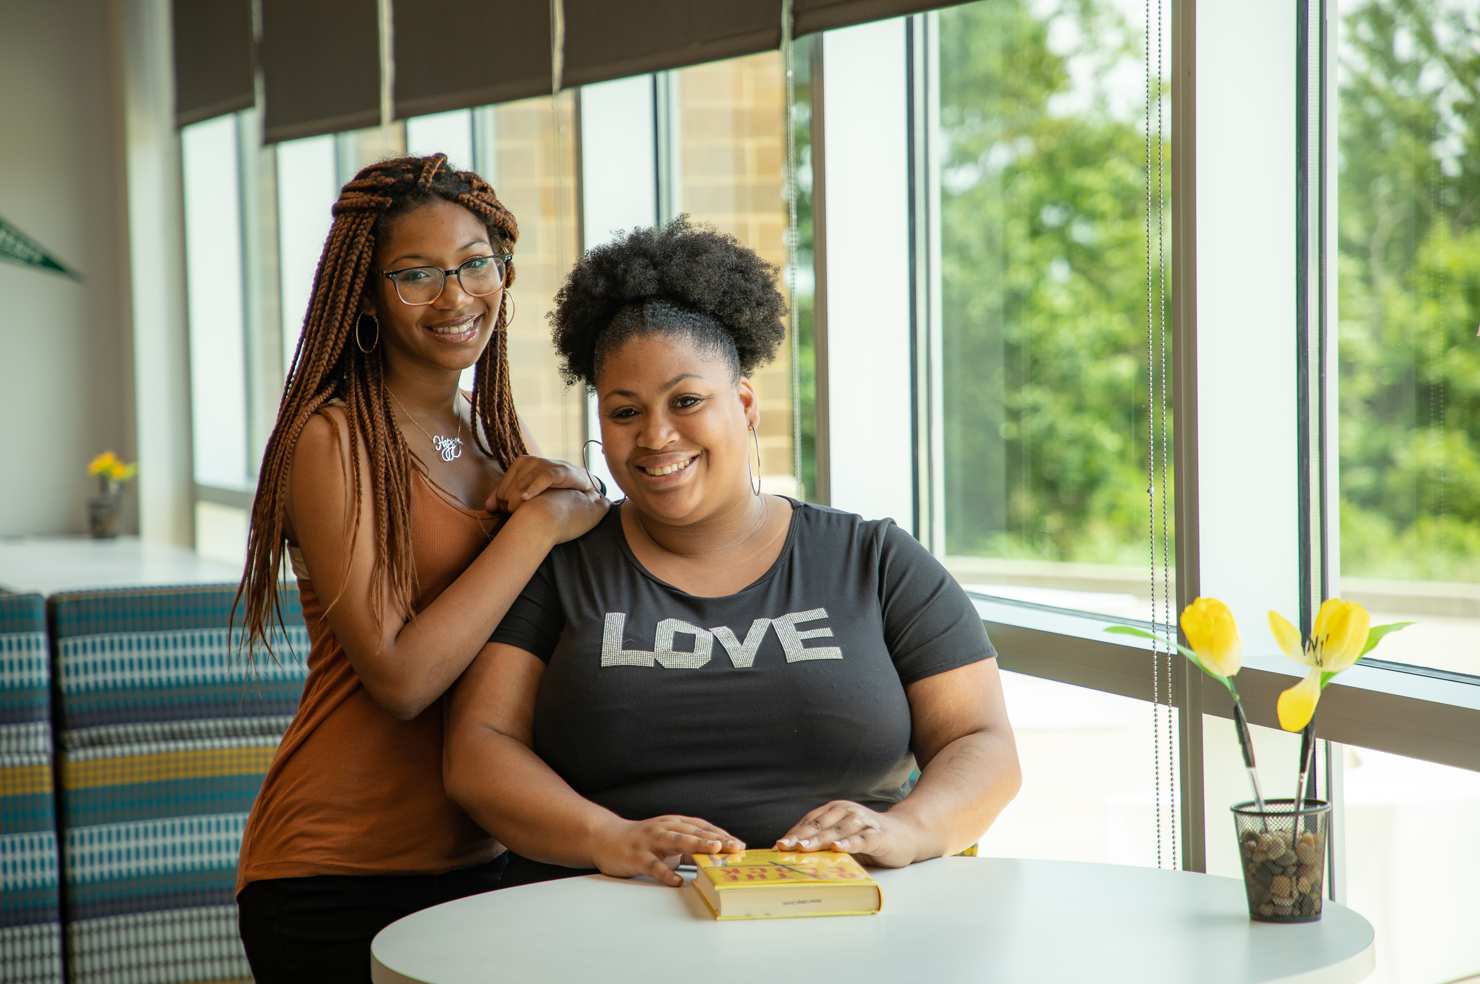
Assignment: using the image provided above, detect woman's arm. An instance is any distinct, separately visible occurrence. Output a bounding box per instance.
[445,643,744,886]
[288,410,604,720]
[776,658,1020,866]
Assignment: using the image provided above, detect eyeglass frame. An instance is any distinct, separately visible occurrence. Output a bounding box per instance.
[380,253,513,307]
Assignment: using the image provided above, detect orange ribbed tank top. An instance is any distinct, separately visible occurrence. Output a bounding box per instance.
[237,472,503,891]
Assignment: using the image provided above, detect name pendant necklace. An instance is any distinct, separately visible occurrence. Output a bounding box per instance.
[387,387,465,462]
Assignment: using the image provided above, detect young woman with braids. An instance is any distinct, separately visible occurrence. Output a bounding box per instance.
[233,154,604,980]
[445,218,1021,889]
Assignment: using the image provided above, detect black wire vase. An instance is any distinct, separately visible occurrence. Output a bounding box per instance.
[1232,798,1331,922]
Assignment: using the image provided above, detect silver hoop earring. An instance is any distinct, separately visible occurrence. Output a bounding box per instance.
[582,439,607,496]
[355,313,379,353]
[748,424,762,497]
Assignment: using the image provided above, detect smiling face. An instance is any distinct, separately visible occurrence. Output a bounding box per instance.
[596,332,759,525]
[368,199,505,375]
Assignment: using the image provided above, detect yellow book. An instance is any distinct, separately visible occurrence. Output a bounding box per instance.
[690,850,882,920]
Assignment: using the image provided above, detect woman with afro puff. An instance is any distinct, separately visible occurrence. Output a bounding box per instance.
[446,217,1021,888]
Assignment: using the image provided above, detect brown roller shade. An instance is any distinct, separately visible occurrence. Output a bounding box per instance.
[794,0,954,35]
[172,0,255,127]
[563,0,782,88]
[260,0,381,143]
[394,0,552,118]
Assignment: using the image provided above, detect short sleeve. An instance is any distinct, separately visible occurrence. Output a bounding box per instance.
[489,557,566,663]
[876,523,996,685]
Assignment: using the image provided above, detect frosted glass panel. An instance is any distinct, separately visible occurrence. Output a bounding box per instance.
[819,20,913,527]
[407,109,475,172]
[580,75,657,247]
[980,671,1174,868]
[1343,745,1480,984]
[276,135,339,369]
[181,115,249,488]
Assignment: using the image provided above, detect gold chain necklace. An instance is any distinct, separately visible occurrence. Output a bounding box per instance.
[387,387,465,462]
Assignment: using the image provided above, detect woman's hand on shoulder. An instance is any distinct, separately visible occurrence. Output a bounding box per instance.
[489,456,600,515]
[588,815,745,888]
[507,487,607,545]
[776,801,920,868]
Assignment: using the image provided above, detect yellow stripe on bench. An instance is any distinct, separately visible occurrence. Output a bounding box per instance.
[0,762,53,796]
[63,745,277,790]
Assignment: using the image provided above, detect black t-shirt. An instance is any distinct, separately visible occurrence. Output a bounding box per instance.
[490,499,996,849]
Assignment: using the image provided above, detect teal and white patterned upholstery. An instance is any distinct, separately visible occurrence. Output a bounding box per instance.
[50,585,307,984]
[1,593,63,984]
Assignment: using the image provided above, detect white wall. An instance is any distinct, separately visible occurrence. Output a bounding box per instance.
[817,20,915,530]
[0,0,136,536]
[1195,0,1301,661]
[120,0,194,545]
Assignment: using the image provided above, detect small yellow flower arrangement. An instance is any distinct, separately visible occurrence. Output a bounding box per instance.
[88,451,138,494]
[86,451,137,538]
[1113,596,1411,921]
[1109,598,1412,815]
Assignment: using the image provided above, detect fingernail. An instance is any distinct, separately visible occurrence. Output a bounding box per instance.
[799,839,812,847]
[778,837,795,847]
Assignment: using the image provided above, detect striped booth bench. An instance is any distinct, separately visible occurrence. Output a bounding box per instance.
[49,585,307,984]
[1,593,64,984]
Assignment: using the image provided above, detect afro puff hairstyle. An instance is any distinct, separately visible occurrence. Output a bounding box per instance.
[549,216,787,387]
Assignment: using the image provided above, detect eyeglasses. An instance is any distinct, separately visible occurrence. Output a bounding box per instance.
[382,254,512,306]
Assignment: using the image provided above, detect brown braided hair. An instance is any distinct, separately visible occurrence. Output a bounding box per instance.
[237,154,527,662]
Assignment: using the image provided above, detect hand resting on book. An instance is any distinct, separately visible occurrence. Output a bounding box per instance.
[775,800,914,867]
[586,813,745,888]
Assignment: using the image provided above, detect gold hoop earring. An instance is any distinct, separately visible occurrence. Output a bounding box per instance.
[355,312,379,353]
[748,424,762,497]
[497,291,516,331]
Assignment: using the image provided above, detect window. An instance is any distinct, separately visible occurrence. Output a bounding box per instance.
[673,52,800,498]
[1342,744,1480,983]
[935,0,1161,621]
[468,95,585,463]
[181,114,249,491]
[982,672,1169,866]
[274,134,338,379]
[1336,0,1480,677]
[172,0,1480,899]
[577,61,804,496]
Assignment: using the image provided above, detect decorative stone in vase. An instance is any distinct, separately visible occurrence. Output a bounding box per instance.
[1232,798,1331,922]
[88,493,122,539]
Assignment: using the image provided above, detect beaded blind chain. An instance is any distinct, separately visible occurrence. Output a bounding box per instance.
[1145,0,1177,871]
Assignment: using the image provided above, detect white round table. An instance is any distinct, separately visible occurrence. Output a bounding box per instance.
[371,857,1374,984]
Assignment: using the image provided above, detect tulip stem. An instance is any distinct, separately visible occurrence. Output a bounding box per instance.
[1290,724,1316,836]
[1231,701,1268,829]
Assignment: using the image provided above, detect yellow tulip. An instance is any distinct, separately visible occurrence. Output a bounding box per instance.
[1180,597,1242,678]
[1312,598,1369,674]
[1277,669,1323,733]
[87,451,118,476]
[1269,599,1373,731]
[1267,611,1303,660]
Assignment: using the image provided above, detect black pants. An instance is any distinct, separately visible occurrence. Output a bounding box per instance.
[237,854,508,984]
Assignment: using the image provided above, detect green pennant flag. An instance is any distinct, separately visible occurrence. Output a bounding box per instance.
[0,217,82,281]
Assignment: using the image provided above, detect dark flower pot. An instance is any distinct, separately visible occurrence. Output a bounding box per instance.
[88,493,121,539]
